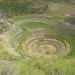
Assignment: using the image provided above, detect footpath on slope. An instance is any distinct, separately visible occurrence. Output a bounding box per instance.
[0,31,20,56]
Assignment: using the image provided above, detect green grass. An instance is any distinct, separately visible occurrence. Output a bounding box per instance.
[20,22,50,31]
[51,14,65,21]
[0,57,75,75]
[0,38,9,59]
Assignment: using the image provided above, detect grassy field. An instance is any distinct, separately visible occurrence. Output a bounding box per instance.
[20,22,50,31]
[0,57,75,75]
[48,3,75,15]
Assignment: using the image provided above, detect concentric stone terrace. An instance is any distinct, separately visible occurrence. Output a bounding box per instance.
[22,34,70,59]
[4,16,75,59]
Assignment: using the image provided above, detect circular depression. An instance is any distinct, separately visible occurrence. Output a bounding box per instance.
[22,35,70,59]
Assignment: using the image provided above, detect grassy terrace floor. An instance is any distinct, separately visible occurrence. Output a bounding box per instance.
[20,22,50,31]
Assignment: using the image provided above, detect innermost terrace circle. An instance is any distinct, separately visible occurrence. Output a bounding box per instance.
[37,44,56,54]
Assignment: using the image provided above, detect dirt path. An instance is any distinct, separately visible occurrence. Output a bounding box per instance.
[0,34,20,56]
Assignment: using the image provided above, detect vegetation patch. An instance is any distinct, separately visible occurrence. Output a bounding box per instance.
[20,22,50,31]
